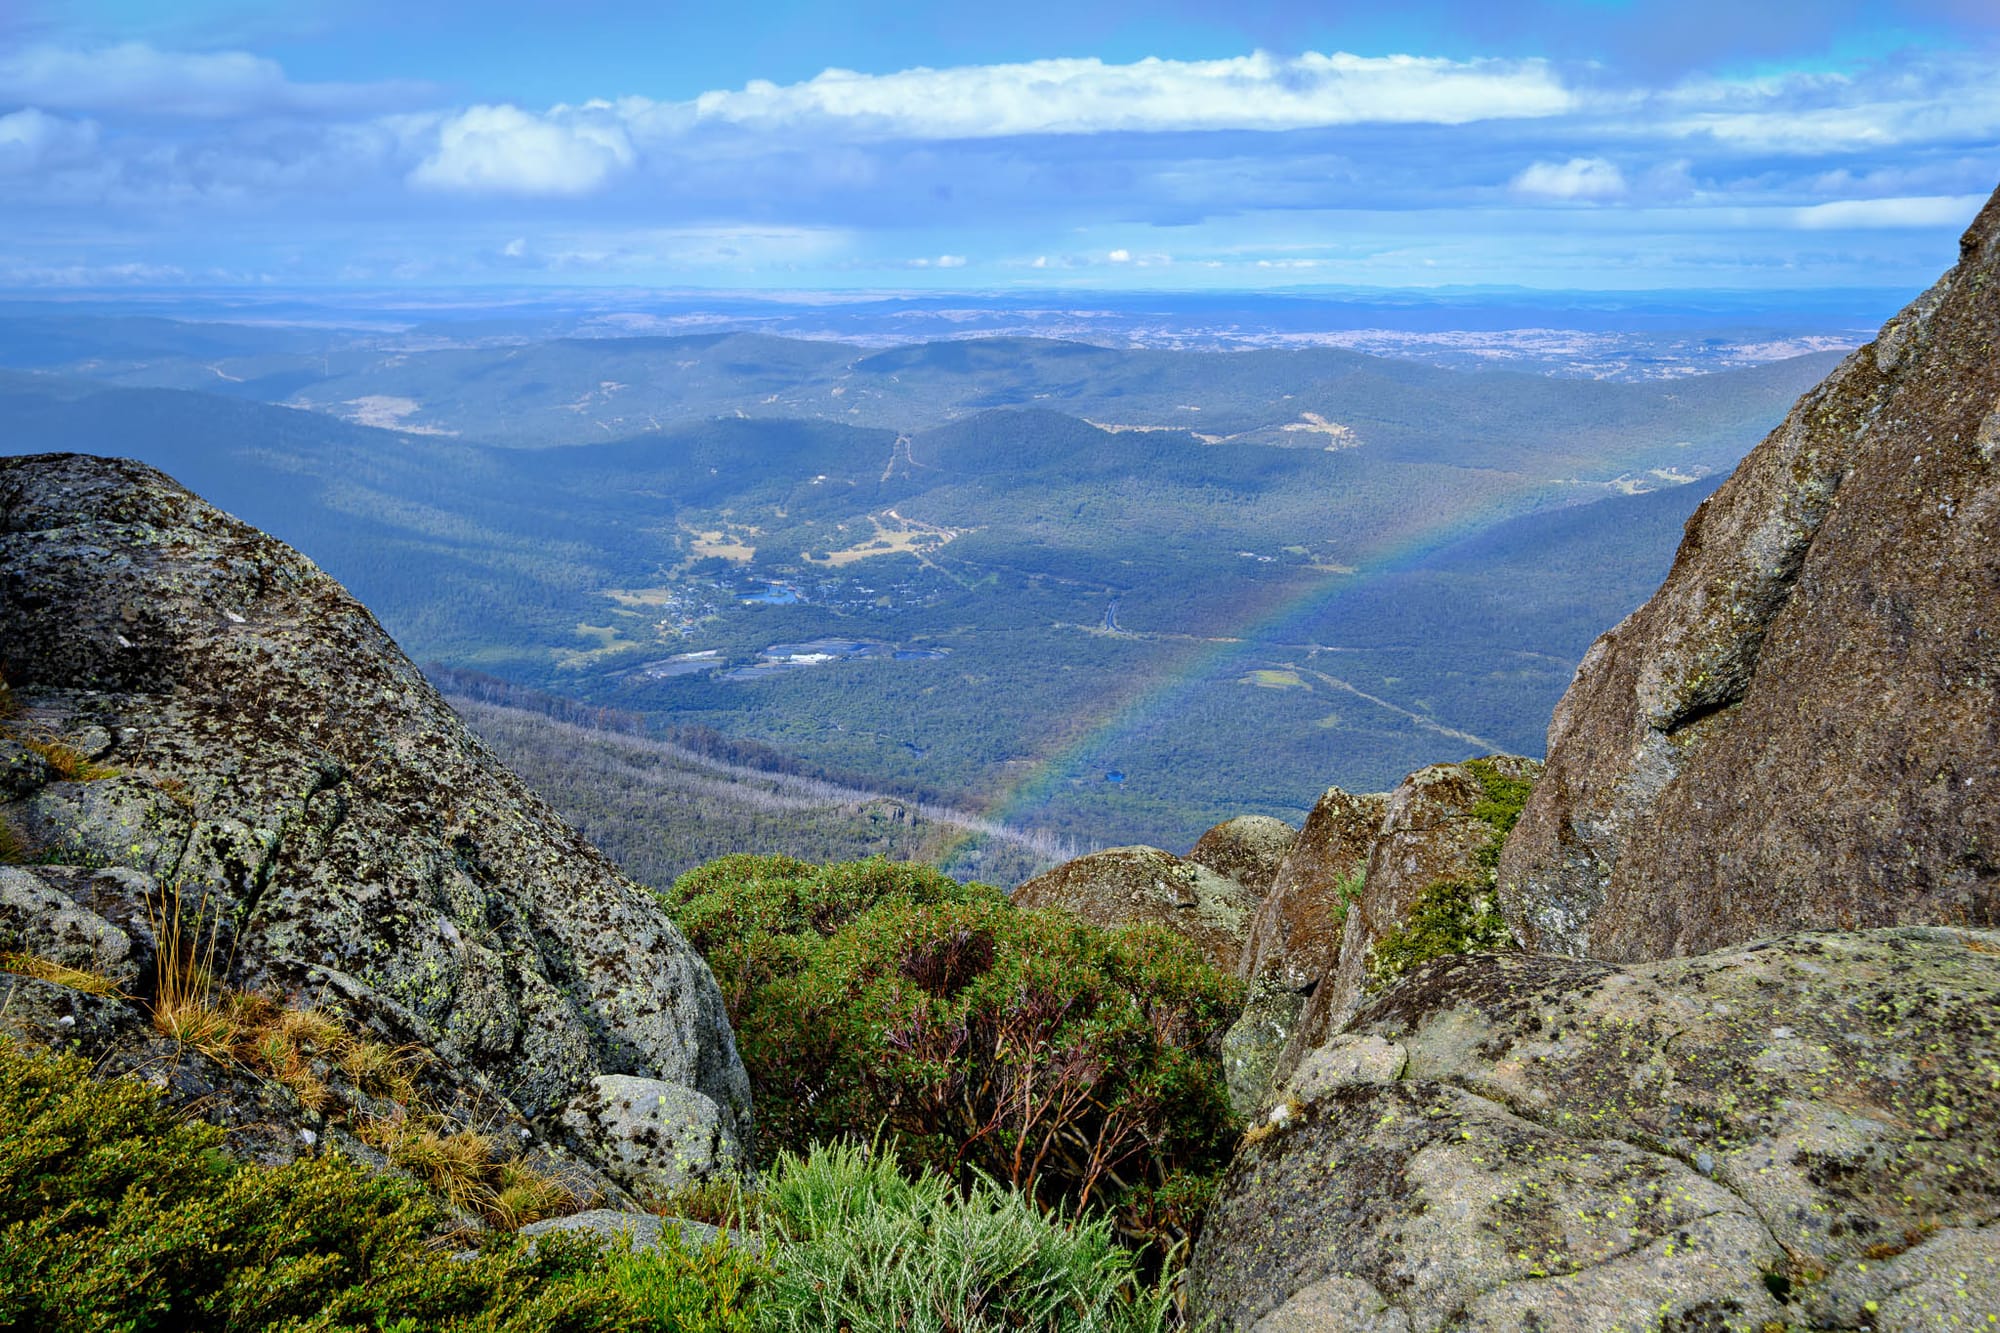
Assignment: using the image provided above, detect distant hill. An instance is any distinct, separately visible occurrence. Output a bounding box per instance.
[0,329,1817,849]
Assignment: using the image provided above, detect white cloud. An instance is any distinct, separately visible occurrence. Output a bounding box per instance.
[0,108,98,175]
[1512,157,1628,200]
[1793,194,1988,229]
[1108,248,1131,262]
[669,51,1574,140]
[0,42,428,118]
[1653,56,2000,152]
[410,104,635,196]
[935,254,966,268]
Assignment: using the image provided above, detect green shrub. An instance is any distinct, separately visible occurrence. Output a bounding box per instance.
[758,1141,1171,1333]
[1365,759,1535,989]
[1462,756,1535,868]
[1366,876,1514,985]
[668,853,999,1013]
[0,1041,635,1331]
[666,856,1241,1227]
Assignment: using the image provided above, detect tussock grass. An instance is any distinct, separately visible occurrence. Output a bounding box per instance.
[360,1112,580,1229]
[19,734,118,782]
[145,882,236,1059]
[759,1140,1175,1333]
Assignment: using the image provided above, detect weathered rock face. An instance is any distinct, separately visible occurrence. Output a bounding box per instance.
[0,455,750,1158]
[1270,757,1536,1090]
[1009,844,1256,972]
[1501,188,2000,961]
[1221,787,1383,1117]
[1192,927,2000,1332]
[1236,787,1384,990]
[1188,814,1297,897]
[557,1074,742,1203]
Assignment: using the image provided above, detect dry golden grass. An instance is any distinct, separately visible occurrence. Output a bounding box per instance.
[360,1112,579,1229]
[340,1038,424,1104]
[488,1159,578,1230]
[19,735,117,782]
[0,950,121,996]
[153,775,197,810]
[135,883,580,1230]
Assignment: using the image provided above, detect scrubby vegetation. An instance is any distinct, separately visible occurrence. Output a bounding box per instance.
[664,854,1242,1257]
[0,1042,1174,1331]
[1367,758,1533,986]
[0,1042,634,1332]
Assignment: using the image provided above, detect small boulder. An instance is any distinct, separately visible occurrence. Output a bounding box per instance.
[558,1075,742,1204]
[1188,815,1296,896]
[1218,975,1304,1118]
[1010,845,1255,972]
[518,1208,756,1255]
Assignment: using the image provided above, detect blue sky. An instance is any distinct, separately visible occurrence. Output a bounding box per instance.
[2,1,1997,291]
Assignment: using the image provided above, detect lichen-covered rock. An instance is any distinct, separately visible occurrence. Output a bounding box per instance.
[1009,844,1255,972]
[1192,928,2000,1332]
[0,864,143,991]
[1500,189,2000,961]
[0,454,750,1159]
[517,1208,755,1255]
[558,1075,742,1203]
[1236,786,1384,990]
[1188,815,1296,896]
[1270,757,1536,1090]
[1218,975,1304,1118]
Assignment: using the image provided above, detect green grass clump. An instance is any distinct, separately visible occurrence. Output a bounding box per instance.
[757,1141,1172,1333]
[602,1229,770,1333]
[664,855,1241,1248]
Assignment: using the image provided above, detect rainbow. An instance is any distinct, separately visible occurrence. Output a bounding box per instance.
[965,472,1634,850]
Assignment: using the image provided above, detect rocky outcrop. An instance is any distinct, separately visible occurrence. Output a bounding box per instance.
[1009,844,1257,972]
[1236,787,1383,991]
[1192,927,2000,1332]
[0,455,750,1170]
[1500,187,2000,961]
[1189,814,1297,897]
[1269,757,1536,1091]
[1221,787,1383,1116]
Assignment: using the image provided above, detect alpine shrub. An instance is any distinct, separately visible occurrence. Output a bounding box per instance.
[665,856,1241,1225]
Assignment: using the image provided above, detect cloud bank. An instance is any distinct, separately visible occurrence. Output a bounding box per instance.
[0,33,1995,289]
